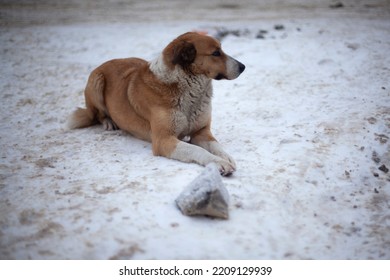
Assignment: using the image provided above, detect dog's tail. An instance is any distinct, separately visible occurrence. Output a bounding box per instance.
[68,72,106,129]
[68,107,97,129]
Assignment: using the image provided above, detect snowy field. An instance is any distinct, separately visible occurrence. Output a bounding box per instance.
[0,0,389,259]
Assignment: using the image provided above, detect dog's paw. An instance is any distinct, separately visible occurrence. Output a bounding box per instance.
[102,118,118,131]
[215,158,236,176]
[212,151,236,173]
[221,153,236,170]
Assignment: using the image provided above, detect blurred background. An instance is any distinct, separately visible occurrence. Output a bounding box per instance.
[1,0,389,27]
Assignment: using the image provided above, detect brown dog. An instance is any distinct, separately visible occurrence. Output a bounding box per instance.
[69,32,245,175]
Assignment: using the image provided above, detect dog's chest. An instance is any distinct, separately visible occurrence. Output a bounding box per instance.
[173,78,212,137]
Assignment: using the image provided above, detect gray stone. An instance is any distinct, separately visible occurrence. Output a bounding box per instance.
[175,163,230,219]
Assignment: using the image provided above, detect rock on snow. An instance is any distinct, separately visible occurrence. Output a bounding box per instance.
[176,164,230,219]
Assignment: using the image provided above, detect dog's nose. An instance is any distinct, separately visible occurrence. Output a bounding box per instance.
[238,61,245,73]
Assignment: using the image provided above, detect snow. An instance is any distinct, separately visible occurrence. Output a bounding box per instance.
[0,1,389,259]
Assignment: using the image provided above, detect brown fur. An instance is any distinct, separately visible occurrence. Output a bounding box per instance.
[69,32,245,175]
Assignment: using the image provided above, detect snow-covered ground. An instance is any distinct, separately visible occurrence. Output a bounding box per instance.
[0,0,389,259]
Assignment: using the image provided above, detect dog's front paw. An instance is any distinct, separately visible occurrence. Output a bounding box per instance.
[215,158,236,176]
[221,153,236,170]
[213,151,236,173]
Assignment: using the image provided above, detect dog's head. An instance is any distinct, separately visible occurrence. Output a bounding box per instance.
[163,32,245,80]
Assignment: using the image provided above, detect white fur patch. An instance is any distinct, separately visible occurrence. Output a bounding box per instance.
[225,56,241,80]
[149,55,182,84]
[171,141,215,165]
[149,54,213,138]
[174,74,212,136]
[171,141,235,175]
[192,140,236,169]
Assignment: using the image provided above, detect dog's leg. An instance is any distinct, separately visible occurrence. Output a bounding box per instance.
[190,126,236,170]
[151,131,234,176]
[160,137,235,176]
[150,112,235,175]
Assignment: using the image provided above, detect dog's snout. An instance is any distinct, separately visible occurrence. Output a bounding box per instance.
[222,56,245,80]
[238,61,245,73]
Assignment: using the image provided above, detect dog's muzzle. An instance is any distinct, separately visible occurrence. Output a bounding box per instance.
[220,56,245,80]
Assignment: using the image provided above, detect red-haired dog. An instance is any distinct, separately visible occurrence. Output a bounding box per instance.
[69,32,245,175]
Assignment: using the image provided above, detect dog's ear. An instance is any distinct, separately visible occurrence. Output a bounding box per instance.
[172,41,196,70]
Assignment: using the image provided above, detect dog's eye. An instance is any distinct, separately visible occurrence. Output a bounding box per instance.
[211,50,221,57]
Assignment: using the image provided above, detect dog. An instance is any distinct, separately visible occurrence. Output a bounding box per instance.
[69,32,245,176]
